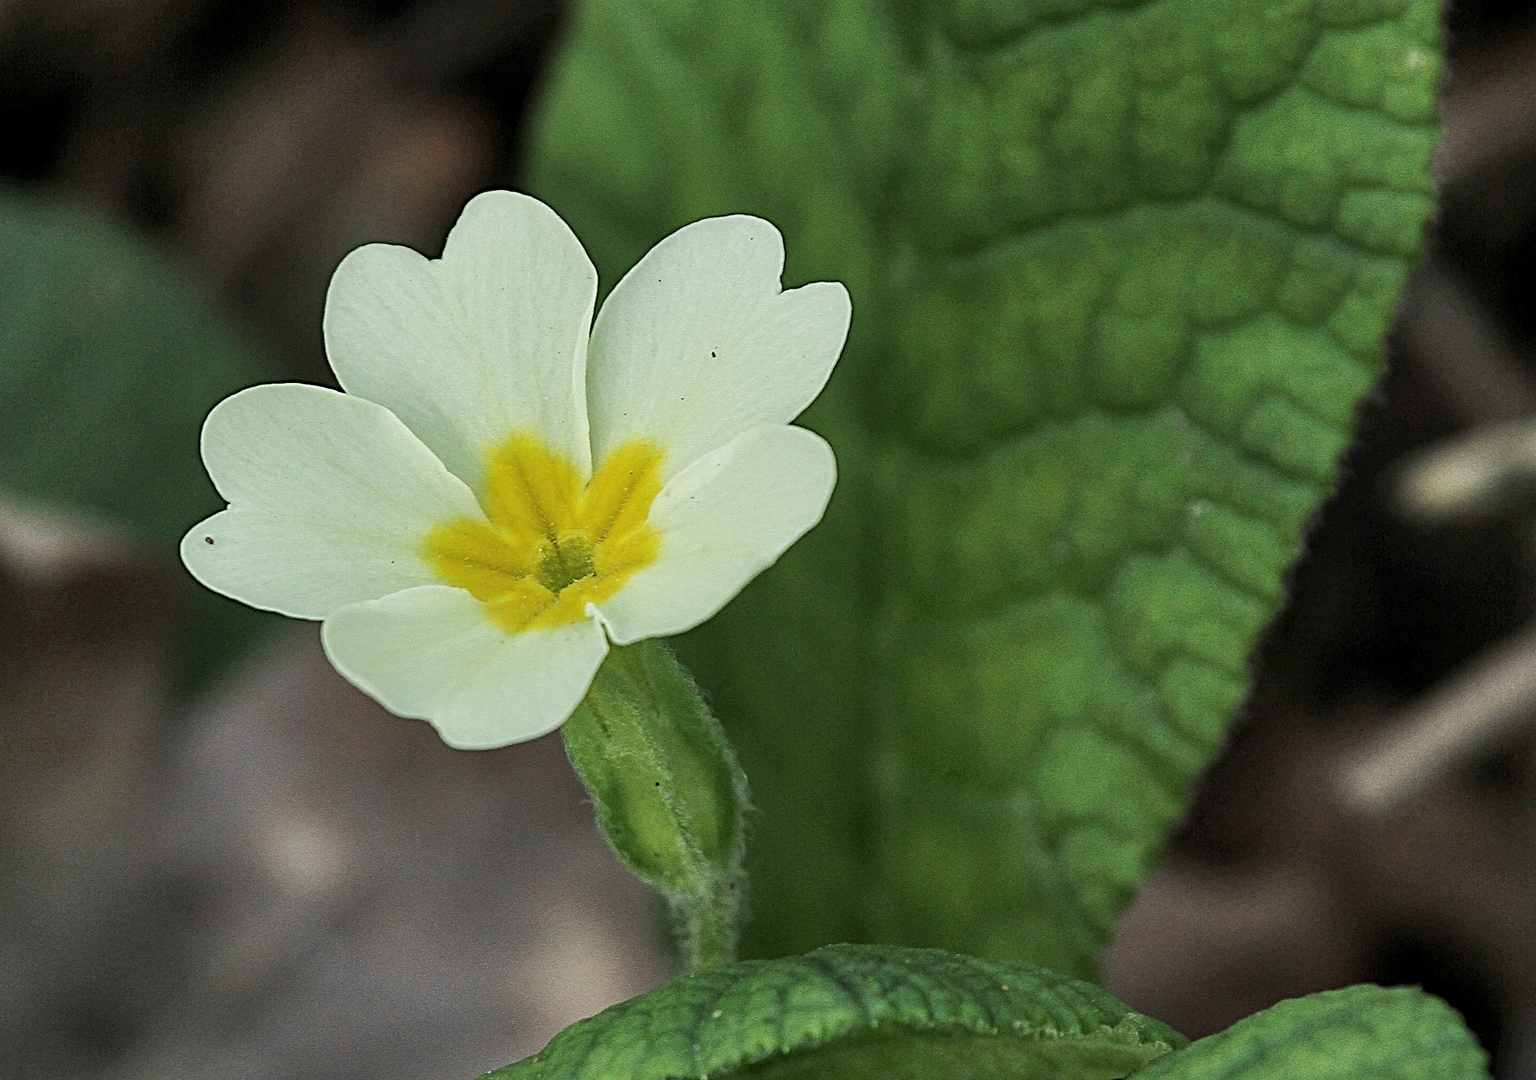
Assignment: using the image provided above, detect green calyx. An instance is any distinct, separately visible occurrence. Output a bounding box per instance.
[562,639,749,970]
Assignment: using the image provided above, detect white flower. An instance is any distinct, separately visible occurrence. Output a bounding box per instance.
[181,192,849,749]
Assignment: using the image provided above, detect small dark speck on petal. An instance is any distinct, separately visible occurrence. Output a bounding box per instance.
[710,351,717,358]
[204,536,214,544]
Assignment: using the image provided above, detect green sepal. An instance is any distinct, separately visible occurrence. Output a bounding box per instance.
[484,943,1185,1079]
[562,639,749,969]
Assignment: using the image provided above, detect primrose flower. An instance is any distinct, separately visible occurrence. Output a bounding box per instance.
[182,192,849,749]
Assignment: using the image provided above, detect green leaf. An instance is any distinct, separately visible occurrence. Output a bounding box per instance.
[528,0,1440,973]
[0,188,279,689]
[486,943,1185,1079]
[488,951,1489,1080]
[1138,985,1489,1080]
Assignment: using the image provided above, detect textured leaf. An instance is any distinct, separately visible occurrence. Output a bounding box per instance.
[486,943,1185,1079]
[1137,985,1489,1080]
[0,189,277,688]
[528,0,1441,973]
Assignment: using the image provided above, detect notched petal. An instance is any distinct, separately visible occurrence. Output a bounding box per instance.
[324,190,597,490]
[183,383,482,619]
[586,215,851,481]
[596,424,837,643]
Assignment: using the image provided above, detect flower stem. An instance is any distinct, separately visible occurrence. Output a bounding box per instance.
[561,639,748,971]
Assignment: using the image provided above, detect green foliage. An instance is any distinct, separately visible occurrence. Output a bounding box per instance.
[0,189,277,689]
[564,640,750,969]
[488,945,1489,1080]
[528,0,1440,973]
[485,943,1185,1080]
[1138,985,1489,1080]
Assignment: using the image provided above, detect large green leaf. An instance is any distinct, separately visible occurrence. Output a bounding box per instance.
[488,948,1488,1080]
[1137,984,1488,1080]
[528,0,1440,973]
[0,189,278,688]
[486,944,1185,1079]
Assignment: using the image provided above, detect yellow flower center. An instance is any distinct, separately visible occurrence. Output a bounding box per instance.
[424,435,663,633]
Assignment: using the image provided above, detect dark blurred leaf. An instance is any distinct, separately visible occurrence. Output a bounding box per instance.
[0,187,279,690]
[530,0,1440,975]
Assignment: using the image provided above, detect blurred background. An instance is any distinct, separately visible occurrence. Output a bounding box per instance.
[4,0,1536,1077]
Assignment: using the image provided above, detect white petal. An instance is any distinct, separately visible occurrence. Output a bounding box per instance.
[321,586,609,749]
[323,190,597,490]
[182,383,483,619]
[595,424,836,644]
[586,215,850,481]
